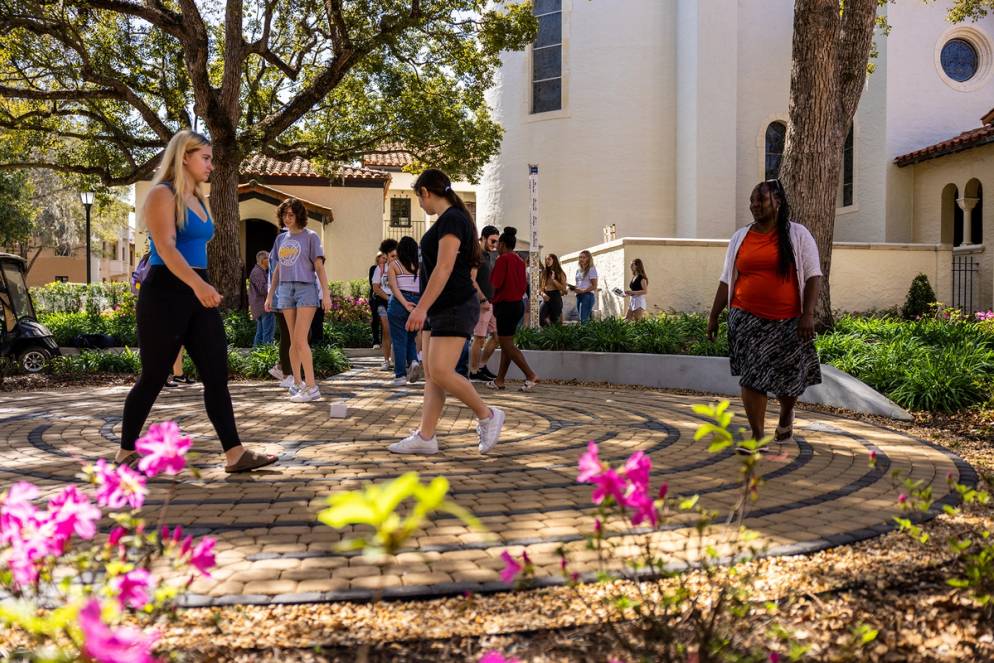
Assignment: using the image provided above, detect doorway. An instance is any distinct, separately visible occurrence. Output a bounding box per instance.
[244,218,279,280]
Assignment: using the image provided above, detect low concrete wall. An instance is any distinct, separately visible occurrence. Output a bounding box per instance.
[493,349,912,420]
[557,237,953,317]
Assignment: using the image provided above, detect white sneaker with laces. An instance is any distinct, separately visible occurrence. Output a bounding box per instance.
[390,376,408,386]
[388,430,439,455]
[268,365,284,380]
[278,375,296,388]
[290,385,321,403]
[407,361,423,384]
[380,360,392,371]
[477,407,506,454]
[372,344,381,350]
[288,382,303,397]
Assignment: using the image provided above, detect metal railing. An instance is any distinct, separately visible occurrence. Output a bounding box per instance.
[952,244,984,313]
[382,219,427,243]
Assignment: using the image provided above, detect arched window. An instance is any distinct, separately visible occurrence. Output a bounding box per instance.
[764,121,786,180]
[965,178,983,245]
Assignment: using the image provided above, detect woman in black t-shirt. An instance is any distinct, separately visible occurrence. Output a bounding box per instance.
[387,169,505,456]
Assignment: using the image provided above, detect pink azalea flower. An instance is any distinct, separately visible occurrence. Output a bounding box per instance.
[658,482,669,500]
[0,482,39,545]
[94,459,147,510]
[577,441,602,483]
[187,537,216,577]
[47,485,101,541]
[594,518,603,535]
[7,538,47,588]
[898,493,908,505]
[135,422,191,477]
[499,550,522,584]
[624,487,659,527]
[108,527,127,547]
[112,569,153,610]
[622,451,651,492]
[590,468,627,506]
[479,652,521,663]
[78,599,160,663]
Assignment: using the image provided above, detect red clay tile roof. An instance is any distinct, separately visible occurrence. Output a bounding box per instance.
[895,109,994,167]
[361,143,414,169]
[240,154,390,181]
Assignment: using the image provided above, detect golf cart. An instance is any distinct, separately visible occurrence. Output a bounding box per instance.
[0,253,60,373]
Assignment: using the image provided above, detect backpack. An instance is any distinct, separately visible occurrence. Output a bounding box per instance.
[130,253,151,296]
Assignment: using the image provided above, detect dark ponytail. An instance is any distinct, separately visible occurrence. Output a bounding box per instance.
[413,168,481,267]
[764,179,794,280]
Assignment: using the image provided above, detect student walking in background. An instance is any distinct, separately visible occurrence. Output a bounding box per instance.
[470,225,500,381]
[265,198,332,403]
[487,227,540,392]
[368,252,386,348]
[372,239,397,370]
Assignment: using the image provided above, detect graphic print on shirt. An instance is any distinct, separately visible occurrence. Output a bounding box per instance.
[278,238,302,268]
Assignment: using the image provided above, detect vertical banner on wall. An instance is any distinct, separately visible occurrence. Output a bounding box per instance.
[528,164,541,329]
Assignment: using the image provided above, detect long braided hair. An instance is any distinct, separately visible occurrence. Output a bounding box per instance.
[762,179,794,280]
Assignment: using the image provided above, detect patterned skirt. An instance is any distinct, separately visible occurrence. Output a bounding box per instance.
[727,307,822,397]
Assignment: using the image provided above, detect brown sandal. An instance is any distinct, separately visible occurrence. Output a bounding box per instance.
[114,452,141,470]
[224,449,279,473]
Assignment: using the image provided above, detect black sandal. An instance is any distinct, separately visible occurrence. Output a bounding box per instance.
[224,449,279,473]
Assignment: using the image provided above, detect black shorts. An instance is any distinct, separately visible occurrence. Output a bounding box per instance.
[493,300,524,337]
[427,295,480,339]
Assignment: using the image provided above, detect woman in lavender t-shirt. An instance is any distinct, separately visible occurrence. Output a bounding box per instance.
[264,198,331,403]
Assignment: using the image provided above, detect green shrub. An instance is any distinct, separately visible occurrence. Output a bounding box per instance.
[901,273,937,320]
[49,348,142,375]
[222,310,256,348]
[890,342,994,412]
[31,282,133,315]
[325,320,372,348]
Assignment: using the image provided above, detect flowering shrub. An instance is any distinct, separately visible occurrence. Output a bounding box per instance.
[327,294,371,324]
[881,456,993,614]
[0,421,215,662]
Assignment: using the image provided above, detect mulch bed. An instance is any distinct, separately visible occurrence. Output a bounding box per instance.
[1,375,992,661]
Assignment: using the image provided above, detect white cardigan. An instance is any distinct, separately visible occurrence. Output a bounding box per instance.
[719,222,823,308]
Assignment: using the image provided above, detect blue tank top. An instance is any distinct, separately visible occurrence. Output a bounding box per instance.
[148,198,214,269]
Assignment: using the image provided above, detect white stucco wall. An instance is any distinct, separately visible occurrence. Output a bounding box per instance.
[884,4,994,241]
[478,0,678,255]
[559,237,952,316]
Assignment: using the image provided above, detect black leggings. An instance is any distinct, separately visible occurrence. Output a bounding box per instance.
[539,290,563,326]
[121,266,241,452]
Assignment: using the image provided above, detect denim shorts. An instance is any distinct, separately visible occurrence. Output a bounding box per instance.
[276,281,319,309]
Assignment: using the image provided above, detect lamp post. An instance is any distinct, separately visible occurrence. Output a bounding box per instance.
[80,191,94,284]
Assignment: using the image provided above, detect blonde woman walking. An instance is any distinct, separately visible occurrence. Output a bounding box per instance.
[116,130,276,473]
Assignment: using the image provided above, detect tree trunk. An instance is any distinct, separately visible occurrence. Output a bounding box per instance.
[780,0,877,330]
[206,147,244,310]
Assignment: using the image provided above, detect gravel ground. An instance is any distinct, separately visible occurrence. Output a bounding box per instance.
[1,374,992,662]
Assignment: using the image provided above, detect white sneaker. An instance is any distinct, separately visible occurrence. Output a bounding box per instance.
[388,430,439,455]
[290,385,321,403]
[477,407,505,454]
[390,376,408,386]
[407,361,423,384]
[278,375,296,388]
[380,360,392,371]
[372,344,381,350]
[269,365,284,380]
[288,382,303,397]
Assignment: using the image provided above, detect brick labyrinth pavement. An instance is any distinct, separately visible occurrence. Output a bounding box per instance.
[0,358,977,606]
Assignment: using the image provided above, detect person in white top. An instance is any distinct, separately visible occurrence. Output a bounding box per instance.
[572,250,598,322]
[386,236,424,385]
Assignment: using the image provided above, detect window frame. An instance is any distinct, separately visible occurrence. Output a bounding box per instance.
[530,0,564,115]
[389,197,412,228]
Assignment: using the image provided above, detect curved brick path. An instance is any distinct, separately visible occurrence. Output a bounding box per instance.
[0,358,976,606]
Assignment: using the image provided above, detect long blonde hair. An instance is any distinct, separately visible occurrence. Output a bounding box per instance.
[148,130,212,231]
[578,250,595,278]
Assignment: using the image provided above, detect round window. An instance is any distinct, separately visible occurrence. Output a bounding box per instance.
[940,38,979,82]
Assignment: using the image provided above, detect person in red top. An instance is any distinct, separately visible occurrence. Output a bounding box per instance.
[487,227,539,391]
